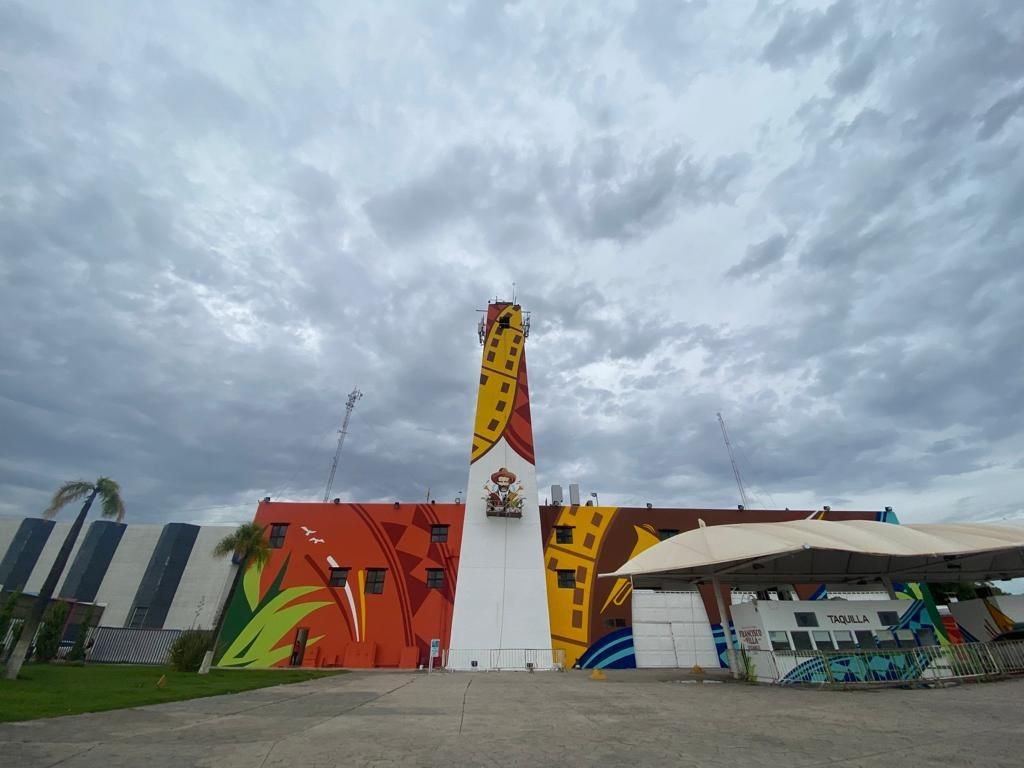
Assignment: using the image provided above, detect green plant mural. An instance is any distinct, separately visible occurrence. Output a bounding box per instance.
[216,555,329,668]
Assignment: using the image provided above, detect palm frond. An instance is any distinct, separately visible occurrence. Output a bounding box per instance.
[214,522,270,567]
[96,477,126,522]
[44,481,95,519]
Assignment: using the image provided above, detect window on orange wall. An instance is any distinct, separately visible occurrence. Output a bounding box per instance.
[328,567,349,587]
[426,569,444,588]
[556,570,576,589]
[430,525,449,543]
[269,523,289,548]
[365,568,386,594]
[554,526,574,544]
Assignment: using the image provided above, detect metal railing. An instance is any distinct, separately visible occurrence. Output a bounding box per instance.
[740,640,1024,686]
[441,648,566,671]
[87,626,183,665]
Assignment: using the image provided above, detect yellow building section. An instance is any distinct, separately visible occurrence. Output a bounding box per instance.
[545,510,662,666]
[471,306,526,463]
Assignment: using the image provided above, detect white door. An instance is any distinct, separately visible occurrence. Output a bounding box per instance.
[632,590,720,669]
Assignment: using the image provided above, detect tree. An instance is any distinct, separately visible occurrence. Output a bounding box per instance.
[34,601,70,663]
[0,590,21,660]
[67,605,95,663]
[199,522,271,674]
[4,478,124,680]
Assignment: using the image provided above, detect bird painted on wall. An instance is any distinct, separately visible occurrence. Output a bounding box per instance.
[301,526,317,536]
[310,537,325,544]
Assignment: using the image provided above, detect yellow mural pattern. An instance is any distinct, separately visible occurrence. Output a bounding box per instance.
[471,307,525,463]
[543,507,661,667]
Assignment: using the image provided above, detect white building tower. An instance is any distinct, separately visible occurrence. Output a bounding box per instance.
[448,301,554,669]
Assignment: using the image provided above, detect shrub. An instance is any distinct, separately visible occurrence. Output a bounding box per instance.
[35,601,70,663]
[0,590,20,658]
[169,629,212,672]
[67,606,95,663]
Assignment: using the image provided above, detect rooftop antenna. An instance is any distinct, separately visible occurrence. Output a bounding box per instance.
[716,412,751,510]
[323,387,362,502]
[512,280,517,304]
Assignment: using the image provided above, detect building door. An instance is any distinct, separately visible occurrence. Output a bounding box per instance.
[290,627,309,666]
[632,590,720,669]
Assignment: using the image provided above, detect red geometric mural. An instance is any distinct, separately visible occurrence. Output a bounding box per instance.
[217,501,463,669]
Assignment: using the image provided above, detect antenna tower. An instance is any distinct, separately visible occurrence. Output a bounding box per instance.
[716,412,751,509]
[323,387,363,502]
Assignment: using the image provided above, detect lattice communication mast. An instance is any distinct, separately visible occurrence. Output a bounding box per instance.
[716,411,751,509]
[323,387,362,502]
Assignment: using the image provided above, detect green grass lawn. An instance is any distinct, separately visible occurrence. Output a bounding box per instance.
[0,663,342,722]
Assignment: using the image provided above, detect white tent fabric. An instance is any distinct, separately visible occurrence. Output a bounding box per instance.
[601,519,1024,584]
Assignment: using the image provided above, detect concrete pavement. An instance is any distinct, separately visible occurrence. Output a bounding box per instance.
[2,670,1023,767]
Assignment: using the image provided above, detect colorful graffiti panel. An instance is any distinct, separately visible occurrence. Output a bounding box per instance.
[216,502,464,669]
[540,506,888,669]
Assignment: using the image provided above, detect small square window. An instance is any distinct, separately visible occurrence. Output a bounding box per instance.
[877,610,899,625]
[875,629,898,649]
[812,630,834,650]
[895,629,915,646]
[328,567,349,587]
[269,523,289,549]
[769,630,791,650]
[426,569,444,589]
[556,569,576,589]
[603,617,627,628]
[834,630,856,649]
[794,611,819,628]
[431,524,449,543]
[554,526,573,544]
[916,627,937,647]
[658,529,679,541]
[790,630,813,650]
[365,568,386,594]
[855,630,876,648]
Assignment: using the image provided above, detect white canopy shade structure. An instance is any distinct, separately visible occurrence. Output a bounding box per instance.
[602,519,1024,585]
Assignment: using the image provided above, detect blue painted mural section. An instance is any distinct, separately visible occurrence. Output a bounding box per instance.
[711,622,734,668]
[781,651,931,684]
[576,627,636,669]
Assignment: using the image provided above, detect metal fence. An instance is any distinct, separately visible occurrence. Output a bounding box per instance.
[87,626,183,665]
[441,648,566,671]
[740,640,1024,687]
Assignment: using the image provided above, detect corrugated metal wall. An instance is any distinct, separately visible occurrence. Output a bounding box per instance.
[87,626,182,665]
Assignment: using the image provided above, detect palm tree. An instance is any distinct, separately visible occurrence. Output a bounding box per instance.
[5,478,124,680]
[199,522,271,674]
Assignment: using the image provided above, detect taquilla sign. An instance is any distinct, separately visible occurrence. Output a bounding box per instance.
[826,614,870,625]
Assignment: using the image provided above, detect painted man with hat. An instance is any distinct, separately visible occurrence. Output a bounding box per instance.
[484,466,523,516]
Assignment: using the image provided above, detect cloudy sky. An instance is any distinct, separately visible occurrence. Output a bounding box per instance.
[1,0,1022,529]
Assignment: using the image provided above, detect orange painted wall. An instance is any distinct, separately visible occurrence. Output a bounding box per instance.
[234,501,464,669]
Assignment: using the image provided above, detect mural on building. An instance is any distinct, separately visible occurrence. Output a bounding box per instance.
[949,594,1024,642]
[471,304,534,467]
[779,600,939,684]
[483,467,524,518]
[540,506,889,670]
[216,502,463,668]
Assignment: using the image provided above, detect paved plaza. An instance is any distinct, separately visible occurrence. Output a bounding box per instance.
[2,670,1022,767]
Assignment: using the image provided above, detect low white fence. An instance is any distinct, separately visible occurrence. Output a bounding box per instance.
[740,640,1024,686]
[441,648,566,671]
